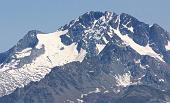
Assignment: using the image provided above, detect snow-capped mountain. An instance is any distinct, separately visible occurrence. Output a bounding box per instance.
[0,11,170,103]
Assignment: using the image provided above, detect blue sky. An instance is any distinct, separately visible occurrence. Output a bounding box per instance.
[0,0,169,52]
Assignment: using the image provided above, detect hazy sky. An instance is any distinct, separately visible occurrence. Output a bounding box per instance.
[0,0,169,52]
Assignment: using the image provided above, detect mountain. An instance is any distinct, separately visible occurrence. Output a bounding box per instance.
[0,11,170,103]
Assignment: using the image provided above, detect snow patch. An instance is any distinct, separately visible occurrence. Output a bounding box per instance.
[165,41,170,51]
[134,59,140,64]
[15,48,32,59]
[102,36,109,44]
[134,59,148,69]
[159,78,165,82]
[112,27,164,62]
[80,88,101,99]
[15,48,32,58]
[36,30,86,66]
[104,90,109,93]
[122,24,134,33]
[114,72,132,87]
[89,71,94,73]
[96,44,105,54]
[89,88,101,94]
[66,100,75,103]
[77,99,84,103]
[81,93,88,98]
[138,75,145,81]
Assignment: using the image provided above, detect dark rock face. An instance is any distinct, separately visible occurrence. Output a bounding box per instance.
[0,58,125,103]
[119,13,150,46]
[149,24,170,63]
[0,11,170,103]
[0,30,45,68]
[0,50,11,64]
[83,85,170,103]
[16,30,42,50]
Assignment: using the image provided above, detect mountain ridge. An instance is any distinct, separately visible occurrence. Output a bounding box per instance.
[0,11,170,103]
